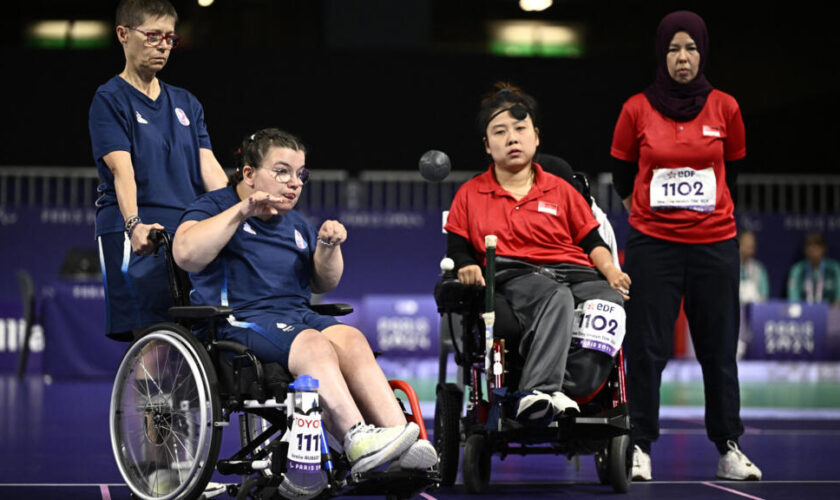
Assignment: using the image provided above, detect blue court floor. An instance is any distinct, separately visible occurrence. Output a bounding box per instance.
[1,375,839,499]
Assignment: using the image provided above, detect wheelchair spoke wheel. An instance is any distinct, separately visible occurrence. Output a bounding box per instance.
[607,434,632,493]
[462,434,491,494]
[434,383,463,486]
[110,327,222,500]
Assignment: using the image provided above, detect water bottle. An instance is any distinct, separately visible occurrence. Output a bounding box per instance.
[277,375,328,500]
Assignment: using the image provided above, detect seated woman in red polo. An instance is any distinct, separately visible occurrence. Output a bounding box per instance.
[444,83,631,424]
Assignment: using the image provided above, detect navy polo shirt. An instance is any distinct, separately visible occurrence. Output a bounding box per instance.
[89,76,211,235]
[179,187,318,316]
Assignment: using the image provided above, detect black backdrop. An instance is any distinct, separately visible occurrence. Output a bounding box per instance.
[2,0,838,177]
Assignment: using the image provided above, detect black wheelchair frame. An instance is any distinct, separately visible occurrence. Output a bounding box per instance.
[432,168,633,494]
[108,230,440,500]
[433,273,633,494]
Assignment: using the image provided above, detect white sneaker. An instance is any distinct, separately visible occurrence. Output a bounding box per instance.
[344,422,419,474]
[516,390,555,422]
[145,469,180,495]
[549,391,580,416]
[632,445,652,481]
[717,441,762,480]
[398,439,439,469]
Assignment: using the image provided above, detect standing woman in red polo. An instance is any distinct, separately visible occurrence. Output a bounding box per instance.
[610,11,761,481]
[445,82,631,425]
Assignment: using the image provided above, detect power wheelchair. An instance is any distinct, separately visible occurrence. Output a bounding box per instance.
[109,230,440,500]
[432,168,633,494]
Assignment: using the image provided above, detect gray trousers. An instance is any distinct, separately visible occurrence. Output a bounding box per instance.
[499,268,623,394]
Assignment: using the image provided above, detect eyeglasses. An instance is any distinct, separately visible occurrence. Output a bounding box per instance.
[127,26,181,48]
[267,166,310,185]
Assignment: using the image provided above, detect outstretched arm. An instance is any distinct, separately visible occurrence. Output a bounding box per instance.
[174,191,287,273]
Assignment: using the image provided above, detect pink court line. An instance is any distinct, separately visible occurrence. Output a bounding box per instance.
[701,481,765,500]
[420,493,437,500]
[99,484,111,500]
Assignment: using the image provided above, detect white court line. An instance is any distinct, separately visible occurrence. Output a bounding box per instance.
[417,402,840,420]
[0,484,126,487]
[466,480,840,487]
[661,428,840,435]
[660,407,840,420]
[702,481,765,499]
[642,481,840,484]
[4,480,839,486]
[99,484,111,500]
[419,492,438,500]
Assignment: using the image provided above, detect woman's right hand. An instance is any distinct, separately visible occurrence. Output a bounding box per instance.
[457,264,486,286]
[131,222,165,255]
[239,190,288,219]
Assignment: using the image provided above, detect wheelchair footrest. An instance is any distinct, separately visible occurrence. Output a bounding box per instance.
[217,459,270,475]
[343,469,441,497]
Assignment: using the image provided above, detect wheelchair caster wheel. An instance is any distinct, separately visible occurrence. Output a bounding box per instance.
[462,434,491,494]
[607,434,632,493]
[235,476,272,500]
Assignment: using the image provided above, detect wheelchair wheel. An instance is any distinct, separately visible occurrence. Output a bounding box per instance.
[110,326,223,500]
[607,434,632,493]
[434,383,463,486]
[462,434,491,494]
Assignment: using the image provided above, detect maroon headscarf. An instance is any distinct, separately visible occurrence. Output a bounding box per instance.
[643,11,714,122]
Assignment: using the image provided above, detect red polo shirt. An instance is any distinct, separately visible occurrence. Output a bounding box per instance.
[444,163,599,267]
[610,89,745,243]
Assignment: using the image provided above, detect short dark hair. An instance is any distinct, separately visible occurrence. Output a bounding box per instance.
[804,232,826,249]
[115,0,178,28]
[229,128,307,186]
[476,82,540,137]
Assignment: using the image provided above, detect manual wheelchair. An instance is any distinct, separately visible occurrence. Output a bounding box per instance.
[432,167,633,494]
[108,230,440,500]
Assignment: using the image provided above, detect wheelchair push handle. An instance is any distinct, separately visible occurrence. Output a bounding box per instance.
[146,228,191,307]
[147,228,169,254]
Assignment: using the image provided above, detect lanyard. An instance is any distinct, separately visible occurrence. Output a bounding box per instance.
[804,261,825,303]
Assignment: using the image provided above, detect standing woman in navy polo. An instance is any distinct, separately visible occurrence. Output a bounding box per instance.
[89,0,227,339]
[610,11,761,481]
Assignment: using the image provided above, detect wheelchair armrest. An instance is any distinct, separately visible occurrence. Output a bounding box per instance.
[169,305,233,320]
[434,278,483,314]
[310,303,354,316]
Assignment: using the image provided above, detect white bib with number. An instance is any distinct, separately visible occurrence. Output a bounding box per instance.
[649,166,716,213]
[282,392,323,474]
[571,299,626,357]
